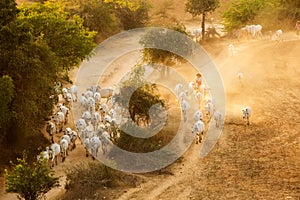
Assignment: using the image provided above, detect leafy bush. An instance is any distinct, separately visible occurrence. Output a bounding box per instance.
[106,0,151,30]
[5,154,59,200]
[222,0,266,31]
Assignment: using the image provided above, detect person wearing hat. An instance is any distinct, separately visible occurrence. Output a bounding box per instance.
[296,20,300,36]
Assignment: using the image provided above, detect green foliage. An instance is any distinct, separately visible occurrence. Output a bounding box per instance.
[5,154,59,200]
[222,0,267,31]
[18,1,97,71]
[222,0,300,32]
[0,0,19,26]
[65,162,118,199]
[114,65,165,125]
[107,0,151,29]
[185,0,220,16]
[139,24,195,66]
[0,0,96,153]
[0,75,15,130]
[279,0,300,20]
[186,0,220,41]
[63,0,120,39]
[112,65,171,153]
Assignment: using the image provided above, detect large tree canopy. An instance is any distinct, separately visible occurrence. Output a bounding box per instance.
[18,1,97,71]
[139,24,196,76]
[0,0,19,26]
[62,0,120,40]
[0,0,96,151]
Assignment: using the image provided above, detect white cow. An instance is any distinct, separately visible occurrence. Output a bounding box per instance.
[82,111,92,125]
[53,111,65,133]
[84,90,94,99]
[84,138,91,157]
[65,93,73,107]
[75,118,87,138]
[62,88,68,99]
[175,83,184,97]
[61,134,71,148]
[37,147,50,163]
[87,97,95,113]
[94,92,101,103]
[205,99,215,119]
[274,29,283,41]
[193,28,202,42]
[49,143,61,167]
[79,94,88,109]
[192,120,205,144]
[59,138,69,162]
[102,115,112,124]
[69,130,78,150]
[242,106,252,125]
[69,85,78,102]
[180,100,190,122]
[82,124,94,140]
[193,110,203,122]
[46,121,56,143]
[194,91,203,109]
[99,103,109,119]
[90,136,101,159]
[228,44,235,57]
[237,71,244,81]
[188,81,197,96]
[178,91,187,102]
[58,104,69,124]
[91,112,101,131]
[65,127,72,136]
[100,131,111,155]
[214,111,223,128]
[247,24,263,39]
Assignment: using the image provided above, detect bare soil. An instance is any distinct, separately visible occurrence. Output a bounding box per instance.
[1,1,300,199]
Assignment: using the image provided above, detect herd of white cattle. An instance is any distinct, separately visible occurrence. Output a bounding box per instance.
[38,72,252,167]
[190,24,284,42]
[38,84,120,167]
[174,79,223,144]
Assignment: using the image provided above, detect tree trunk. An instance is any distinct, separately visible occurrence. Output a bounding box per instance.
[201,13,206,41]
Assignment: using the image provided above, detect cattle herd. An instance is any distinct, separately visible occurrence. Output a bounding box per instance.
[39,83,122,167]
[38,70,252,167]
[175,76,223,145]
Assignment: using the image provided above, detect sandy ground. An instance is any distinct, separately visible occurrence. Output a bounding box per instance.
[1,1,300,199]
[2,31,299,200]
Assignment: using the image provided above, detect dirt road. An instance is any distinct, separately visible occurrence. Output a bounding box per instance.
[1,31,299,200]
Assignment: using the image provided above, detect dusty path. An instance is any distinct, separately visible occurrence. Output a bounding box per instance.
[113,34,300,200]
[1,32,299,199]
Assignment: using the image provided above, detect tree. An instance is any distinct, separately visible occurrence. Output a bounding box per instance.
[139,24,196,76]
[0,0,96,151]
[105,0,151,29]
[0,0,19,26]
[0,75,15,144]
[5,155,59,200]
[152,0,175,25]
[18,1,97,71]
[113,65,167,153]
[279,0,300,21]
[222,0,267,32]
[114,65,165,125]
[62,0,120,40]
[185,0,220,41]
